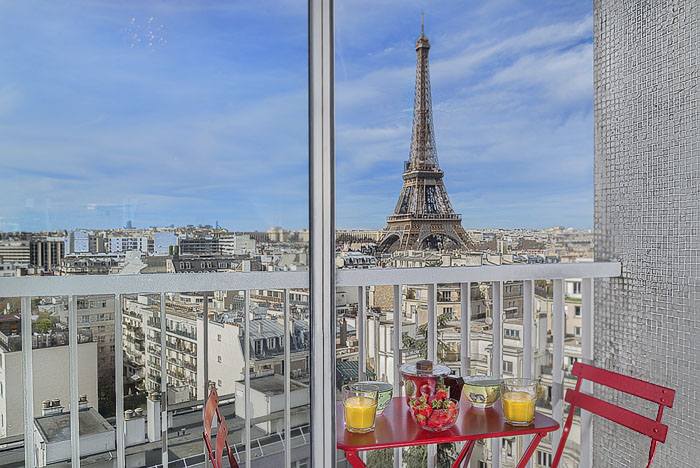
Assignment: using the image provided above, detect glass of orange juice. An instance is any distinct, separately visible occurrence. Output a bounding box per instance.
[343,383,379,433]
[501,379,538,426]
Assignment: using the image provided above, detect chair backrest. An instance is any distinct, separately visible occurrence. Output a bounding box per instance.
[202,386,240,468]
[551,362,675,468]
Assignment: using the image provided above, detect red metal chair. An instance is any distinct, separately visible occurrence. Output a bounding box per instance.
[203,386,240,468]
[552,362,675,468]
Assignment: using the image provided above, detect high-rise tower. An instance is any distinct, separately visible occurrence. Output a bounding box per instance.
[378,19,471,253]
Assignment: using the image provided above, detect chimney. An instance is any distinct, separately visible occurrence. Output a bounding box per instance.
[42,399,64,416]
[79,394,89,410]
[146,391,162,443]
[340,318,347,348]
[258,321,263,334]
[125,408,147,447]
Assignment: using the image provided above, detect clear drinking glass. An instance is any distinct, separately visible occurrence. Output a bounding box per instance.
[343,383,379,433]
[501,378,538,425]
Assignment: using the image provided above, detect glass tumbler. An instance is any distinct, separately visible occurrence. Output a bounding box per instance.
[501,378,538,426]
[343,383,379,433]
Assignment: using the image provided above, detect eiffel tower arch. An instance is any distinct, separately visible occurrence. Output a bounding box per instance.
[378,19,472,254]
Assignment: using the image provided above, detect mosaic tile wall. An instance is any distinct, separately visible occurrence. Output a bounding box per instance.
[593,0,699,466]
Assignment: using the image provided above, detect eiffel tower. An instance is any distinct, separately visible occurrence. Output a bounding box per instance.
[378,18,472,253]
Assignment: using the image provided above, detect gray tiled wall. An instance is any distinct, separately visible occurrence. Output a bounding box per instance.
[593,0,699,466]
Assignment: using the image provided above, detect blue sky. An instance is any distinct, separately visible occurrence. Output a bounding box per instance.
[0,0,593,232]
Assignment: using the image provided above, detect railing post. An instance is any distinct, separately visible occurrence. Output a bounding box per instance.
[358,285,366,380]
[115,295,126,468]
[69,295,80,468]
[159,293,168,466]
[393,284,403,468]
[309,0,336,466]
[522,280,535,468]
[552,279,565,453]
[580,278,594,468]
[492,281,503,468]
[460,283,471,378]
[21,296,35,468]
[284,289,292,468]
[427,283,438,468]
[244,290,252,468]
[202,292,210,466]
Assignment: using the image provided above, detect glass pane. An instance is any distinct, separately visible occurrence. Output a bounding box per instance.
[1,0,308,466]
[336,2,593,466]
[0,296,25,467]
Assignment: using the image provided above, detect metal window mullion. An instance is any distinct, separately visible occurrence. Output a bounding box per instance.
[309,0,336,466]
[358,285,366,380]
[492,281,503,468]
[552,279,565,452]
[393,284,403,468]
[69,295,80,468]
[115,295,125,468]
[460,283,471,377]
[284,289,291,468]
[159,293,168,466]
[21,296,35,468]
[580,278,594,468]
[522,280,534,468]
[244,290,251,468]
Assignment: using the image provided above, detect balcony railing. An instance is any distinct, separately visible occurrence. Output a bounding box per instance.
[0,262,620,468]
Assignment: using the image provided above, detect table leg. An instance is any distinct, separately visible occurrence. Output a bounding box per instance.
[345,450,368,468]
[452,440,476,468]
[516,432,546,468]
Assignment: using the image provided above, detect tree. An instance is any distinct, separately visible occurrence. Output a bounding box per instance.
[402,308,456,359]
[34,312,54,333]
[404,443,459,468]
[367,448,393,467]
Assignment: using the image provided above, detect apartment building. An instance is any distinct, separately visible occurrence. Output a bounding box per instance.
[0,327,97,438]
[0,240,30,264]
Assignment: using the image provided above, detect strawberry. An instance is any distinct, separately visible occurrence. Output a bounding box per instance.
[419,404,433,418]
[445,400,456,410]
[436,389,448,400]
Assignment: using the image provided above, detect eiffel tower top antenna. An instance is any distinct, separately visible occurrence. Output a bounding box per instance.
[421,11,424,35]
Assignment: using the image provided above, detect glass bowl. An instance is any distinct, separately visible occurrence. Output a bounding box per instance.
[408,397,460,432]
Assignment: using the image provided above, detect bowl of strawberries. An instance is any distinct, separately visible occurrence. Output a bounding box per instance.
[407,389,460,432]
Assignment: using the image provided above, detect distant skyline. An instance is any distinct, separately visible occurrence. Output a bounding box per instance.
[0,1,593,232]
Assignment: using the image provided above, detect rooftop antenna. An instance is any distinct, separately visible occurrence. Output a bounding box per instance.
[421,11,425,35]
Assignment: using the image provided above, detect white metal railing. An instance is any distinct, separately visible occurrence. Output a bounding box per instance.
[335,261,621,468]
[0,261,620,468]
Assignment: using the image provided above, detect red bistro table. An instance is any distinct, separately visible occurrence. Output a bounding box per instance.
[337,397,559,468]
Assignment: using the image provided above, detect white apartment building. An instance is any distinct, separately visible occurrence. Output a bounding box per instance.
[122,295,199,402]
[220,234,257,255]
[0,331,97,438]
[0,240,30,264]
[199,312,310,398]
[108,236,147,254]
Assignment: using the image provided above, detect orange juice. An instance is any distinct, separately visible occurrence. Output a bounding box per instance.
[502,391,535,424]
[344,396,378,432]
